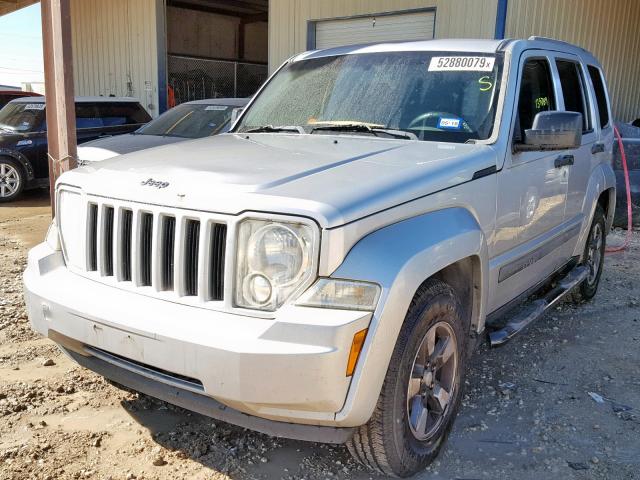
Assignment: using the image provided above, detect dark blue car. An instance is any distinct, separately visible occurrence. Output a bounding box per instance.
[0,96,151,202]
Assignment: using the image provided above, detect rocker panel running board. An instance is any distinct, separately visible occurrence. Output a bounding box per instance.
[489,265,589,347]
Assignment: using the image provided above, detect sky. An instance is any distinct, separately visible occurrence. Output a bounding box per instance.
[0,3,43,88]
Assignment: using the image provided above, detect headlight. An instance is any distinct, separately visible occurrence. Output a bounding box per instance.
[57,190,85,268]
[296,279,381,311]
[235,219,317,311]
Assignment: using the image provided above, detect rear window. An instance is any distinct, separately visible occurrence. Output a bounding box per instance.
[587,65,610,128]
[95,102,151,126]
[556,60,591,132]
[74,102,151,129]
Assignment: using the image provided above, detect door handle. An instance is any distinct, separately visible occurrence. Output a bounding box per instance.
[591,142,605,154]
[554,154,574,168]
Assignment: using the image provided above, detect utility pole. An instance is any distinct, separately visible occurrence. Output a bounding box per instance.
[41,0,77,217]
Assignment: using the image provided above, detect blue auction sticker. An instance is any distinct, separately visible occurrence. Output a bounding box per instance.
[438,117,463,130]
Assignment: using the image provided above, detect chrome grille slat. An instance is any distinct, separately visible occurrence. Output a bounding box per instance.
[87,204,98,271]
[120,209,133,282]
[209,223,226,301]
[184,219,200,297]
[139,212,153,287]
[160,216,175,291]
[82,199,227,305]
[102,206,114,277]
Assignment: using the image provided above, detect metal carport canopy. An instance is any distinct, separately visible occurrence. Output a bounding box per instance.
[0,0,38,17]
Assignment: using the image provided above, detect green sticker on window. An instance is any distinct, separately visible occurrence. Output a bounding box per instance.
[535,96,550,109]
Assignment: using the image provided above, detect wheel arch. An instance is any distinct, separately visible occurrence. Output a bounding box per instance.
[598,186,616,231]
[332,207,489,426]
[574,163,616,259]
[0,149,36,182]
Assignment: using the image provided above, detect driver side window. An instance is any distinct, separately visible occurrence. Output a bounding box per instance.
[515,59,556,142]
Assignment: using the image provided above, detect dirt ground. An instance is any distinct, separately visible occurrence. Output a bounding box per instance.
[1,190,639,480]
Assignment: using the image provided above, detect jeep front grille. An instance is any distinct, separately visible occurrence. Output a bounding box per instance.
[85,200,227,303]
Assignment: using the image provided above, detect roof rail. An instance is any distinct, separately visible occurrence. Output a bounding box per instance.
[496,38,513,52]
[528,36,588,52]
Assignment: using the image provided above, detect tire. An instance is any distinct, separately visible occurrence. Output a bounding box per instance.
[0,157,25,203]
[573,204,606,302]
[346,279,467,477]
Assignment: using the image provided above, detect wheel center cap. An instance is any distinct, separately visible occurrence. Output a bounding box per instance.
[423,370,434,387]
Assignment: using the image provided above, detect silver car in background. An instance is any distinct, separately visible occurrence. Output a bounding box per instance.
[77,98,248,164]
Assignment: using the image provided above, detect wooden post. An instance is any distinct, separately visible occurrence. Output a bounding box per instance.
[41,0,76,217]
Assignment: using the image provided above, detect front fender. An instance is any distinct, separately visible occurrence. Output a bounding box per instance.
[331,207,488,426]
[0,148,35,181]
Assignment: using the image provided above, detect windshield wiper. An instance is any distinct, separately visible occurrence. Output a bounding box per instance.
[310,124,416,140]
[244,125,304,134]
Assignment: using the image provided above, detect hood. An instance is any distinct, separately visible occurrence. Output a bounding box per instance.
[77,134,187,161]
[62,133,497,228]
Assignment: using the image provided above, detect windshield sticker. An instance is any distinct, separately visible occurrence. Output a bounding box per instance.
[429,56,495,72]
[205,105,228,111]
[438,117,462,130]
[24,104,45,110]
[479,76,494,91]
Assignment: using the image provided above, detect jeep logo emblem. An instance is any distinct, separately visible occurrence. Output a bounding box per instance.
[141,178,170,189]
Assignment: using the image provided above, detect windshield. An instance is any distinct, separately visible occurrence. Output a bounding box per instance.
[0,102,45,133]
[136,103,238,138]
[237,51,504,142]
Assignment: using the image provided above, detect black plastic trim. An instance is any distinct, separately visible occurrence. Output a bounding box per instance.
[472,165,498,179]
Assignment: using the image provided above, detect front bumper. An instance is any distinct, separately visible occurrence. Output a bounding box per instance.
[24,242,372,433]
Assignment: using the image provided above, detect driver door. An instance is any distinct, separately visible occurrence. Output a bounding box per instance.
[490,52,569,312]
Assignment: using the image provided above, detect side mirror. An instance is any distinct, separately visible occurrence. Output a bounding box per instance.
[515,111,582,152]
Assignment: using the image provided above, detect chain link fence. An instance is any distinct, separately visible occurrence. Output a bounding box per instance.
[168,54,268,104]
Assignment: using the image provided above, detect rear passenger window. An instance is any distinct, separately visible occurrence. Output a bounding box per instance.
[588,65,609,128]
[96,103,151,126]
[556,60,591,132]
[75,104,102,129]
[515,59,556,142]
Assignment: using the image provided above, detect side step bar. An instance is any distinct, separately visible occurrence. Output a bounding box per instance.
[489,265,589,347]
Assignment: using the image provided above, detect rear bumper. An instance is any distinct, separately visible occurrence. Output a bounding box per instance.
[24,242,372,431]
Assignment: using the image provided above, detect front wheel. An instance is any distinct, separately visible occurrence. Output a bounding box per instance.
[346,279,467,477]
[0,157,25,202]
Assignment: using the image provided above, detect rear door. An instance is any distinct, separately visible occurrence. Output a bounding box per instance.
[491,51,569,312]
[551,55,597,233]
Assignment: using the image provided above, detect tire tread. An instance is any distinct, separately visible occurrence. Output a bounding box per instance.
[346,279,464,477]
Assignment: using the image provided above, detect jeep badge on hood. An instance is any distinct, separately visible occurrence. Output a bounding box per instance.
[140,178,169,188]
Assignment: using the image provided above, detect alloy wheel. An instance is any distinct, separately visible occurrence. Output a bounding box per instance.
[0,163,21,199]
[406,321,458,441]
[586,222,603,285]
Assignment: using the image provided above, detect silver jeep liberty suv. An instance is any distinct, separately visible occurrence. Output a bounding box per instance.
[24,37,615,477]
